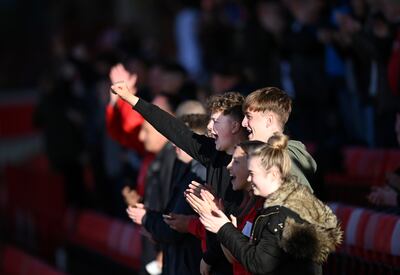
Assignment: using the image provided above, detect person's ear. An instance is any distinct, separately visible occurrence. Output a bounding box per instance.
[265,112,273,128]
[271,166,281,181]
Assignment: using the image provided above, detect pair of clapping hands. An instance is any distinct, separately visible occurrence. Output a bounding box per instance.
[184,181,236,233]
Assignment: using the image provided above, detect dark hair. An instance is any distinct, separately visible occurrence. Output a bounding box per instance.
[238,140,266,155]
[206,91,245,122]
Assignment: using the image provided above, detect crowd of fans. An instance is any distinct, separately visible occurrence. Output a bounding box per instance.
[27,0,400,274]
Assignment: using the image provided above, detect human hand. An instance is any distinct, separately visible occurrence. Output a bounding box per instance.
[126,203,146,225]
[109,63,138,93]
[110,81,139,106]
[199,209,230,234]
[122,186,141,206]
[185,187,221,215]
[367,186,398,206]
[163,213,196,233]
[185,180,212,197]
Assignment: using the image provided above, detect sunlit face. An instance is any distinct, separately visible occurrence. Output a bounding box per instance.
[242,110,270,142]
[139,121,167,153]
[247,156,281,197]
[208,111,236,152]
[227,146,250,191]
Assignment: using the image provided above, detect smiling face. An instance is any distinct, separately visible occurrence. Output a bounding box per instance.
[227,146,250,191]
[208,111,237,153]
[242,110,272,141]
[247,156,282,197]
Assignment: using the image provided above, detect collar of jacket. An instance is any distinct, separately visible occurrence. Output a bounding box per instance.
[262,179,343,264]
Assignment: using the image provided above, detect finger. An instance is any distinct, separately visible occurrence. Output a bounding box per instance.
[186,193,201,210]
[201,189,214,201]
[135,203,144,209]
[164,218,173,226]
[169,213,177,219]
[200,189,216,205]
[186,194,204,213]
[187,184,202,195]
[189,181,205,191]
[188,192,207,208]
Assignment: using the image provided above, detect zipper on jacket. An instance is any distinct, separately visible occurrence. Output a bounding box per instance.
[250,210,279,242]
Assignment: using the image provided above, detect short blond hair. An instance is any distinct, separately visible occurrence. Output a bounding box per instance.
[243,87,292,127]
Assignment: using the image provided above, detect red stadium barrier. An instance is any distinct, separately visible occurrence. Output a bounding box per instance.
[325,147,400,206]
[0,101,38,138]
[330,203,400,268]
[1,245,65,275]
[69,210,141,270]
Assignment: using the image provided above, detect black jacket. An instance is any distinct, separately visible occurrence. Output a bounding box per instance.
[134,99,241,274]
[217,180,342,275]
[217,206,321,275]
[143,142,176,212]
[143,160,206,275]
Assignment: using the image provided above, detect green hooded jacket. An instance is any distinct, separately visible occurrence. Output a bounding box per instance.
[288,140,317,192]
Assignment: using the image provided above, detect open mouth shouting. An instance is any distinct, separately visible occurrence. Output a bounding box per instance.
[246,127,253,140]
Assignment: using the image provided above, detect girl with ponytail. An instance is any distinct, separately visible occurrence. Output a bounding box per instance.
[198,132,343,275]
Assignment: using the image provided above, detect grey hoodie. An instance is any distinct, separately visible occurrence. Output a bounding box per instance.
[288,140,317,192]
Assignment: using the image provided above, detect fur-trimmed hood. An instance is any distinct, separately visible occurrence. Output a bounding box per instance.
[264,179,343,264]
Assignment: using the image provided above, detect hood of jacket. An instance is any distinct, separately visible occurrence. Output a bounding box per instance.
[264,179,343,264]
[287,140,317,192]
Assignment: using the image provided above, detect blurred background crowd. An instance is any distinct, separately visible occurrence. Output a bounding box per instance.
[0,0,399,274]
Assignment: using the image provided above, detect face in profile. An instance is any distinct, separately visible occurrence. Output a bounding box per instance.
[139,121,167,153]
[242,110,270,142]
[247,156,282,197]
[208,111,236,152]
[227,146,250,191]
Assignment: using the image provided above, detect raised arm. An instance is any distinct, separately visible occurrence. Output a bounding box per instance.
[106,64,145,154]
[111,81,216,165]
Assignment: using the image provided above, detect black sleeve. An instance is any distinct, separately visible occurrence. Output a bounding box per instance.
[134,99,215,166]
[143,211,184,244]
[202,231,227,267]
[217,223,282,274]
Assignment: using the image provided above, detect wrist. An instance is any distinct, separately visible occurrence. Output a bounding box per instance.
[124,93,139,106]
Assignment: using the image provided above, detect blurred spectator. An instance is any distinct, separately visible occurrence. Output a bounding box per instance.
[241,0,287,89]
[127,113,208,275]
[34,43,89,208]
[210,61,251,95]
[283,0,330,141]
[174,1,204,81]
[198,0,239,73]
[367,169,400,211]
